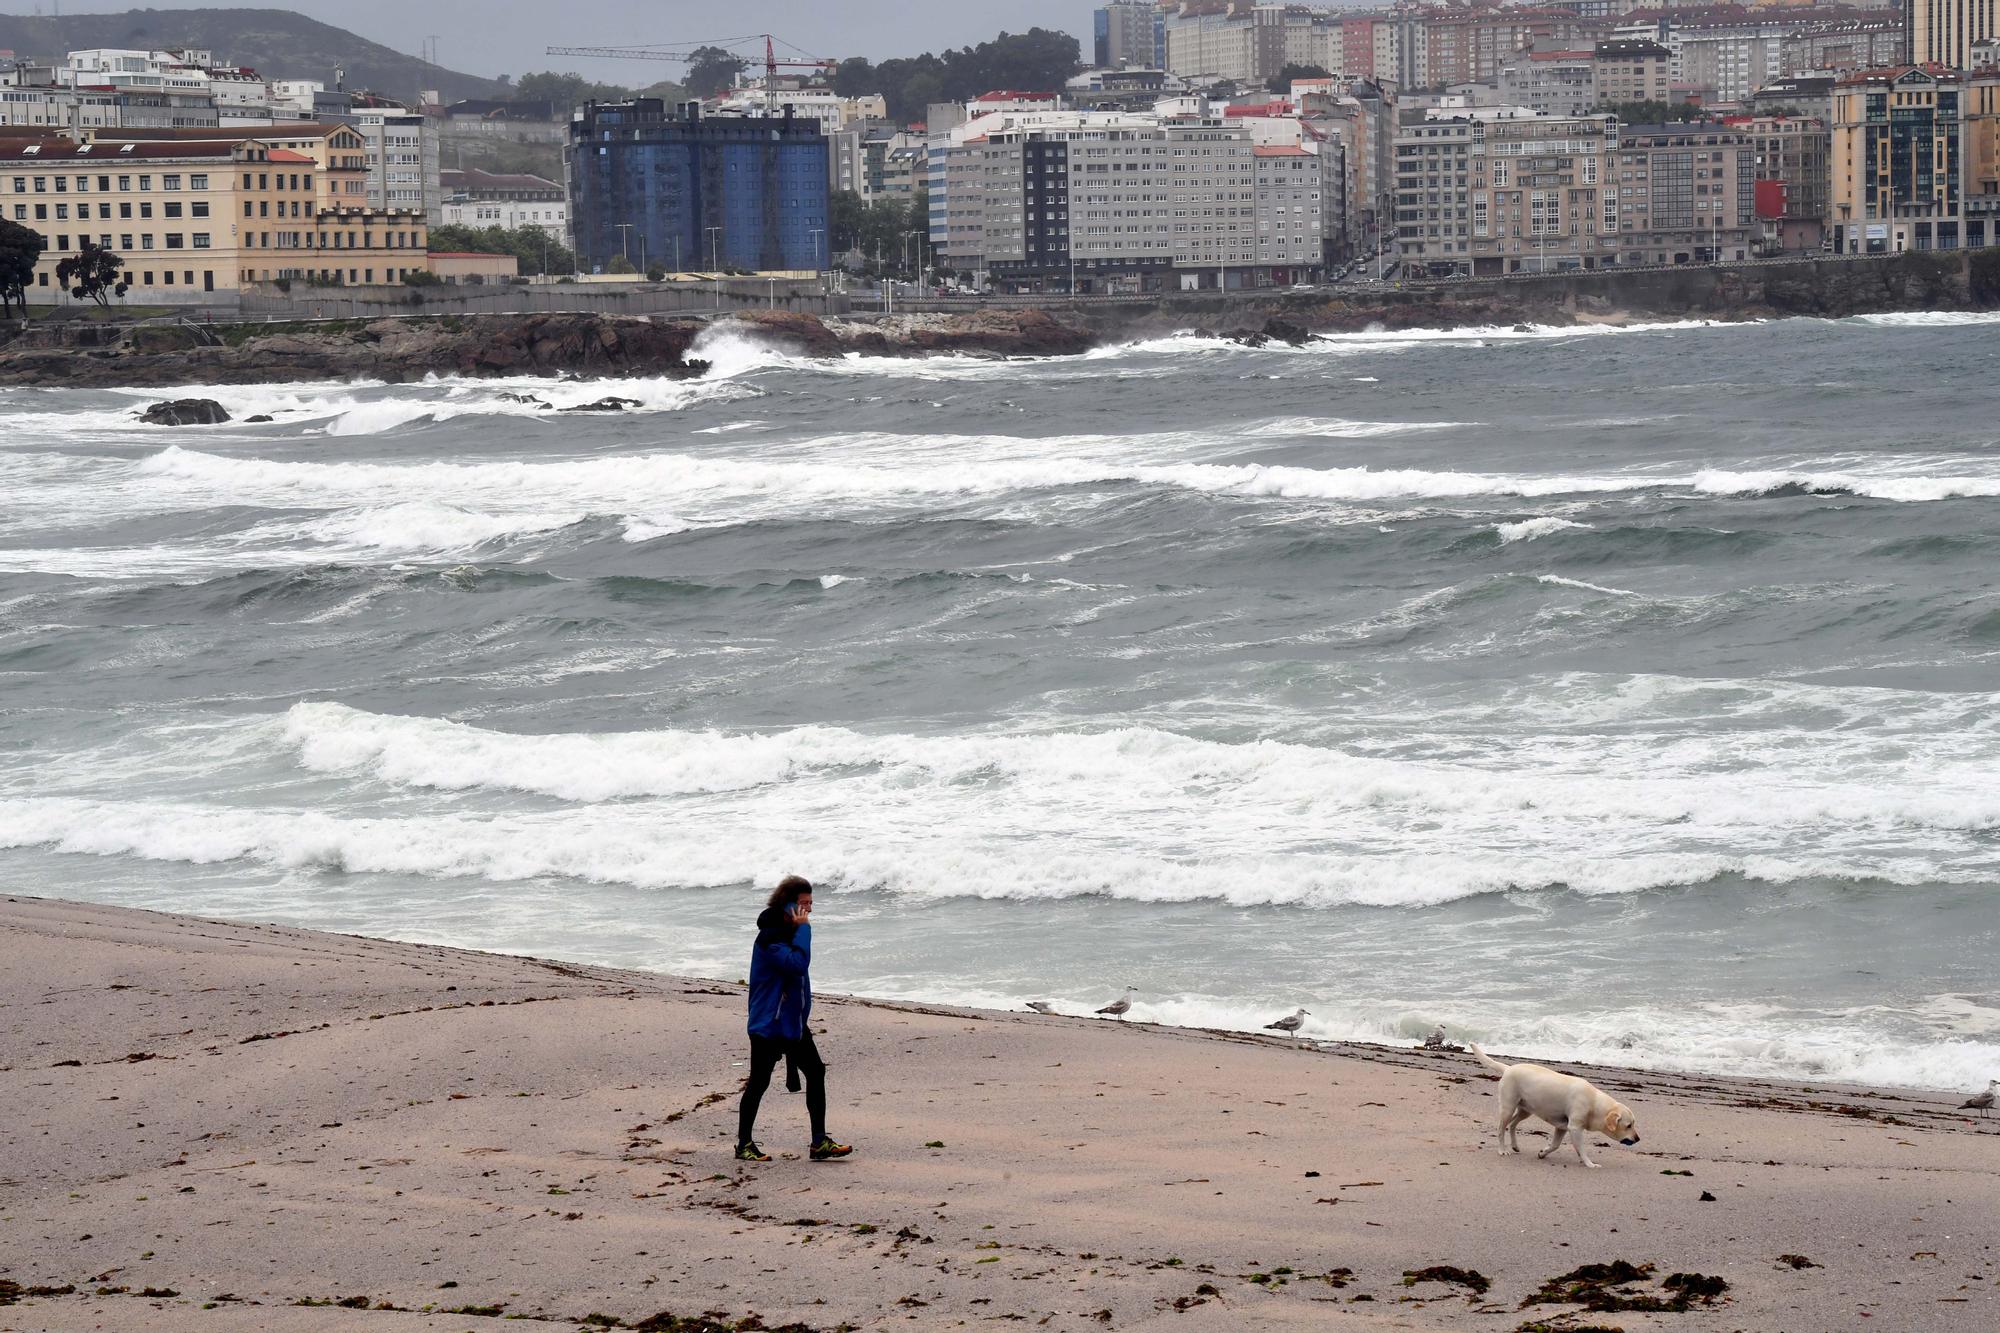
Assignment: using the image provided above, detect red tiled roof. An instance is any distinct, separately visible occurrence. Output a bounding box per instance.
[266,149,315,163]
[1253,144,1310,156]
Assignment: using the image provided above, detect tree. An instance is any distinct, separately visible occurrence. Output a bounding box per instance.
[685,46,750,99]
[515,71,632,111]
[55,241,127,307]
[1269,63,1331,94]
[0,217,44,317]
[427,223,575,277]
[829,28,1081,125]
[605,255,636,274]
[1596,99,1704,125]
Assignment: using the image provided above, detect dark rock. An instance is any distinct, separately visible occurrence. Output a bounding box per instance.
[560,396,642,413]
[1260,316,1311,346]
[243,414,275,423]
[140,398,230,426]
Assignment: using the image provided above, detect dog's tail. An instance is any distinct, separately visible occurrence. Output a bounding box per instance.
[1467,1043,1509,1074]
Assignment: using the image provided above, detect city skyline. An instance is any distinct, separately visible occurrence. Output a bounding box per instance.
[5,1,1094,87]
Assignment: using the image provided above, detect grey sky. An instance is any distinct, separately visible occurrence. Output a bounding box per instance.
[36,2,1095,86]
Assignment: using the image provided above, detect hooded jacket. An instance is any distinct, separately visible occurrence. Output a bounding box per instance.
[746,905,812,1042]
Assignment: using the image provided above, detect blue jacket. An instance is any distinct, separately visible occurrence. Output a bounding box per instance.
[747,908,812,1041]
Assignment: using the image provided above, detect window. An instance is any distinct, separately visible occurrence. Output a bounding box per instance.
[138,175,151,191]
[163,174,182,190]
[117,175,129,190]
[164,202,183,218]
[193,233,211,249]
[191,202,209,218]
[190,173,208,189]
[165,233,184,249]
[140,203,152,219]
[120,233,133,249]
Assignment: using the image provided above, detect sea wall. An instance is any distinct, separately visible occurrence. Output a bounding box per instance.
[3,250,1995,388]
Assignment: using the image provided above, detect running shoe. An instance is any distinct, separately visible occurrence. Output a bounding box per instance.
[809,1137,853,1161]
[734,1141,772,1163]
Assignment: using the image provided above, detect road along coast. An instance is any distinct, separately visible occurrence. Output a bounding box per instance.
[3,894,1996,1331]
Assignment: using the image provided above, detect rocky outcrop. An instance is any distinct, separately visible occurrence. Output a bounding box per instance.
[139,398,230,426]
[0,313,709,388]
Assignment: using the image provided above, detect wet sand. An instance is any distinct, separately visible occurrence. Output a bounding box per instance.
[2,893,1997,1331]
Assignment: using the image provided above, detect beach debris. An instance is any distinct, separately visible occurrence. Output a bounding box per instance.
[924,1140,945,1148]
[1403,1265,1492,1297]
[1777,1254,1820,1269]
[1263,1008,1310,1046]
[1958,1080,1997,1117]
[1698,1191,1717,1201]
[1025,1001,1057,1015]
[1521,1261,1730,1313]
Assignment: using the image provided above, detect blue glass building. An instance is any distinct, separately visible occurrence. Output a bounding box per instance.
[567,100,829,274]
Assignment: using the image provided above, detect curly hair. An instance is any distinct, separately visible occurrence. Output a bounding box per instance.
[765,874,813,911]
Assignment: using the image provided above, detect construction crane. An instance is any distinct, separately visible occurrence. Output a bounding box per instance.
[544,34,836,86]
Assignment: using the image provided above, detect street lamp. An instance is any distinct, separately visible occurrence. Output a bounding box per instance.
[808,226,824,294]
[613,221,635,270]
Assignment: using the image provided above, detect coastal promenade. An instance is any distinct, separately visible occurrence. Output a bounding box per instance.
[3,895,1996,1331]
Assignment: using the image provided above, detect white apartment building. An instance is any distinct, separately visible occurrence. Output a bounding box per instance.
[937,106,1340,293]
[1165,3,1345,85]
[353,107,441,222]
[440,168,567,244]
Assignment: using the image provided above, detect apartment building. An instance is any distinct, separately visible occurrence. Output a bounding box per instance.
[1500,51,1599,117]
[1612,123,1756,264]
[0,135,428,303]
[353,107,441,222]
[1731,113,1830,249]
[1164,3,1346,85]
[940,107,1339,293]
[1395,108,1618,276]
[1096,1,1170,69]
[1830,64,1990,252]
[1593,39,1672,105]
[1906,0,1997,69]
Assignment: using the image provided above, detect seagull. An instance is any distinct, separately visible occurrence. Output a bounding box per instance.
[1960,1079,1998,1118]
[1095,987,1137,1019]
[1423,1024,1447,1049]
[1264,1008,1310,1047]
[1025,1001,1057,1015]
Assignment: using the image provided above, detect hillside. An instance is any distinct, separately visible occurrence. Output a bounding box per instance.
[0,7,508,102]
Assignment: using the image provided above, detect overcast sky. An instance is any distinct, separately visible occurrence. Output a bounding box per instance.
[35,2,1096,85]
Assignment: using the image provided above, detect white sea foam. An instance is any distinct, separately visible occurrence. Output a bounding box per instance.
[1536,573,1643,598]
[1693,468,2000,502]
[1496,516,1592,543]
[1244,416,1474,438]
[1852,310,2000,328]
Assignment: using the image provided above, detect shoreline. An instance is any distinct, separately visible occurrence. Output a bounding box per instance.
[2,249,1996,390]
[4,893,1996,1331]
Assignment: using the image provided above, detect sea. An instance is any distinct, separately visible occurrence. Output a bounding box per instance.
[3,313,1998,1091]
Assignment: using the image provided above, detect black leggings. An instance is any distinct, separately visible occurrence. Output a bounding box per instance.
[738,1034,825,1146]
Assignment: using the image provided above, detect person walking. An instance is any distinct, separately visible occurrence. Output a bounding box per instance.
[735,875,853,1163]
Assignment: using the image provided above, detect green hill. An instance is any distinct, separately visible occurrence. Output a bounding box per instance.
[0,7,509,102]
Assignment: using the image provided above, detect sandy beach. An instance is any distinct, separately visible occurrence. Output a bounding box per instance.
[2,894,1996,1332]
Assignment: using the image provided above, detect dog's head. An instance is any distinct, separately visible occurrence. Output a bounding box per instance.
[1601,1102,1640,1147]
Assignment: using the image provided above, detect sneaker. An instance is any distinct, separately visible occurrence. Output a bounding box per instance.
[809,1137,853,1161]
[734,1141,772,1163]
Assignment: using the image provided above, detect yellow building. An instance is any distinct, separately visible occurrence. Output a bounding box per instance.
[0,131,427,304]
[1829,65,1984,253]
